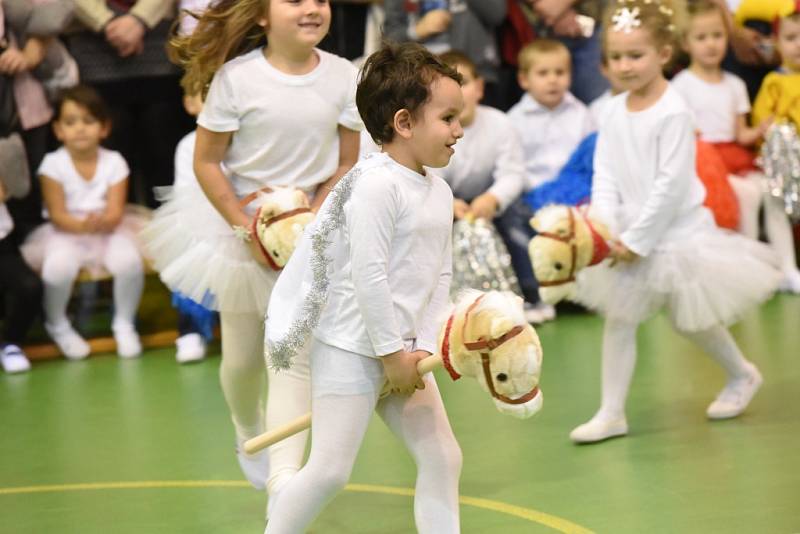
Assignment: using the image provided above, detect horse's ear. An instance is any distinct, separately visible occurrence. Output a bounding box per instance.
[259,202,280,219]
[293,189,309,207]
[490,316,514,339]
[529,215,541,232]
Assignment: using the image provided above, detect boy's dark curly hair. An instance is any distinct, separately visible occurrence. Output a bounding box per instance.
[357,41,462,146]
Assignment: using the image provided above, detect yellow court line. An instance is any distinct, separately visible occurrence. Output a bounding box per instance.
[0,480,594,534]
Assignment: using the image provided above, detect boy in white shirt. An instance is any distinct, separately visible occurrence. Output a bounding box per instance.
[265,41,464,533]
[436,51,552,320]
[508,39,595,192]
[505,39,594,321]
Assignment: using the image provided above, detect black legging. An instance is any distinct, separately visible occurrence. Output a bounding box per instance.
[0,242,42,346]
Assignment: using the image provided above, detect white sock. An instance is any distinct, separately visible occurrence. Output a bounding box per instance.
[104,232,144,325]
[265,344,311,496]
[265,391,377,533]
[376,375,461,534]
[728,174,762,239]
[680,325,750,380]
[220,311,267,440]
[596,319,639,421]
[763,194,800,275]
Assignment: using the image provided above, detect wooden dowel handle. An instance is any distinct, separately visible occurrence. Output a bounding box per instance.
[243,353,444,455]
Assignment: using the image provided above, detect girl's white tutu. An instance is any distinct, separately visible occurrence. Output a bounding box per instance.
[575,225,782,332]
[20,207,149,277]
[140,185,277,314]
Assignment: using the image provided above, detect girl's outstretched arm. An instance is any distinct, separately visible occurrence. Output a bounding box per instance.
[311,125,360,212]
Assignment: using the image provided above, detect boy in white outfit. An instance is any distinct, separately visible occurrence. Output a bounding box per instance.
[506,39,595,322]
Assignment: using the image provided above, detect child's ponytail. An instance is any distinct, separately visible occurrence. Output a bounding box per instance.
[168,0,269,96]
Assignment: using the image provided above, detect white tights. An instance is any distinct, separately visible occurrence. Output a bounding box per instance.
[265,345,461,534]
[729,173,799,276]
[596,318,752,420]
[42,231,143,329]
[219,311,311,493]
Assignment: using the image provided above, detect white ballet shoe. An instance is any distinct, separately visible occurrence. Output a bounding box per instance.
[236,441,270,490]
[113,322,142,359]
[45,322,90,360]
[175,333,206,364]
[707,363,763,420]
[0,344,31,373]
[778,269,800,294]
[570,415,628,443]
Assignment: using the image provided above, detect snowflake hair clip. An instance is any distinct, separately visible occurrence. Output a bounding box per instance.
[612,6,641,33]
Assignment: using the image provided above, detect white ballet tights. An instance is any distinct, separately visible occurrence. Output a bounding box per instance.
[730,173,799,276]
[219,311,311,490]
[265,374,462,534]
[596,319,751,421]
[42,232,143,329]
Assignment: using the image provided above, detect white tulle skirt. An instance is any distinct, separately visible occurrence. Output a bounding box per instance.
[20,208,149,276]
[140,186,277,314]
[574,225,782,332]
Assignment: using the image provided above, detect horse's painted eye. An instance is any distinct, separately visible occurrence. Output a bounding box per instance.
[272,250,280,258]
[496,373,508,382]
[554,262,563,270]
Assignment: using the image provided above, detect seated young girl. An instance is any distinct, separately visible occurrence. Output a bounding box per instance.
[22,85,144,360]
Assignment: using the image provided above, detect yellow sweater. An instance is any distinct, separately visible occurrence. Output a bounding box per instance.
[752,70,800,128]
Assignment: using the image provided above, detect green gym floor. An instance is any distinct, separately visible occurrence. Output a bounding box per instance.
[1,296,799,534]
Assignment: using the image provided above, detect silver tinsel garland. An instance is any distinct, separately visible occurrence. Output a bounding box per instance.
[758,121,800,221]
[266,166,361,370]
[450,218,522,299]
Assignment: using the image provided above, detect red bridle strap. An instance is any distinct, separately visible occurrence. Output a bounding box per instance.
[439,313,462,381]
[456,295,538,406]
[536,208,577,287]
[250,207,312,272]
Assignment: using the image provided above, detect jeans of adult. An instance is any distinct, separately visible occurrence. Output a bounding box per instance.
[559,25,609,105]
[0,239,42,346]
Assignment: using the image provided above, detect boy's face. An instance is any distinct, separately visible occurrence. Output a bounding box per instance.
[53,100,109,154]
[518,50,571,109]
[456,64,483,125]
[778,16,800,72]
[408,75,464,169]
[684,10,728,70]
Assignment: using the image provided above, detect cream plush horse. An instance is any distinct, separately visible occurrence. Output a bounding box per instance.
[438,289,543,419]
[244,289,544,454]
[528,205,612,305]
[246,187,314,270]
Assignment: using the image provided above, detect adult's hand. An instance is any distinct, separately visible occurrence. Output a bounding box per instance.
[415,9,452,40]
[0,46,29,74]
[551,9,583,38]
[105,15,145,58]
[529,0,575,26]
[730,26,768,66]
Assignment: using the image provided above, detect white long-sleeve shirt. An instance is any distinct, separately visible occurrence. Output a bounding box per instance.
[439,105,525,212]
[591,86,710,257]
[507,92,594,190]
[315,153,454,357]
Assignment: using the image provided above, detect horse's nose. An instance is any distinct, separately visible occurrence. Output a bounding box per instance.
[554,262,563,271]
[496,373,508,382]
